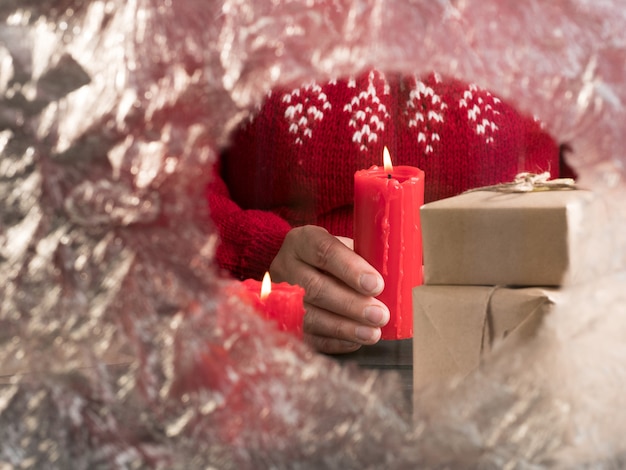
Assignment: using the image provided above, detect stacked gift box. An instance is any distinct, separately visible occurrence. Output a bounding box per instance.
[412,174,605,391]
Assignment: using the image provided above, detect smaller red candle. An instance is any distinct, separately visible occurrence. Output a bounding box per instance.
[354,147,424,340]
[239,272,306,338]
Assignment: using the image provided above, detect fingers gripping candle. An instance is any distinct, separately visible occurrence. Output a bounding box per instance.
[354,147,424,339]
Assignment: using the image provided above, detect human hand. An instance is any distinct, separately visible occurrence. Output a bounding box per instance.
[269,225,389,354]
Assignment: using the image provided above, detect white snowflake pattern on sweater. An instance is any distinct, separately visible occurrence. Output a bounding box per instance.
[279,71,503,152]
[343,70,391,152]
[459,83,501,144]
[405,74,447,154]
[282,82,331,145]
[404,74,502,153]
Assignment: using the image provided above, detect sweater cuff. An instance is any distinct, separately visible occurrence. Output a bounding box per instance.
[215,210,291,281]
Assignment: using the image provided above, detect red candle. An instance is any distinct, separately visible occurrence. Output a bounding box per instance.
[354,147,424,340]
[239,272,306,338]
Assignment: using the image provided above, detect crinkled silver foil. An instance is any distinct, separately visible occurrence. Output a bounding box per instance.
[1,0,626,468]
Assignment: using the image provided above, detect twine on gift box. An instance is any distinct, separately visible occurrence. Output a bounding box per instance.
[466,171,577,193]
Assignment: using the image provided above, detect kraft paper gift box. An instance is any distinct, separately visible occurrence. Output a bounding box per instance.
[420,185,608,287]
[412,285,560,391]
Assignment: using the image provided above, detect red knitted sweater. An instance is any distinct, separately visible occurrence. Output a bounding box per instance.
[208,70,561,281]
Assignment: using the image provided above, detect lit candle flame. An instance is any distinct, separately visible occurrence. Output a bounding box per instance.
[260,271,272,300]
[383,146,393,173]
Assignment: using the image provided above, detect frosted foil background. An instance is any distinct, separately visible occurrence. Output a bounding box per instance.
[1,0,626,468]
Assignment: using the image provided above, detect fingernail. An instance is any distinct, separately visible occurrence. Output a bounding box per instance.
[355,326,381,342]
[364,305,389,326]
[360,273,383,294]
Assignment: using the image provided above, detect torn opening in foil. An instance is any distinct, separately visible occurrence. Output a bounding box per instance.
[1,0,626,468]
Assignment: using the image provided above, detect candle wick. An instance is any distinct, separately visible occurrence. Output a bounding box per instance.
[387,174,392,179]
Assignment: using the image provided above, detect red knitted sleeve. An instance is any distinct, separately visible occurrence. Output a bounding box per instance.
[207,162,292,281]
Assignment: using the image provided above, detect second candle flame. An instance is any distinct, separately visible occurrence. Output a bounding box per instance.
[261,271,272,300]
[383,146,393,173]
